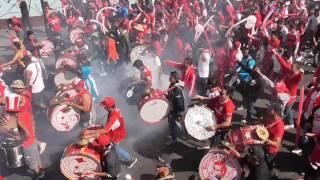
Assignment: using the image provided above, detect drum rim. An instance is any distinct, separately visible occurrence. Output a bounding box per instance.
[184,106,216,140]
[199,147,242,180]
[50,104,80,132]
[60,152,101,179]
[54,71,80,87]
[130,45,147,62]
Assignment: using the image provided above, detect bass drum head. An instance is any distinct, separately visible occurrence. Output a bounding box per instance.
[69,28,83,44]
[199,147,242,180]
[50,104,80,131]
[60,146,101,179]
[140,98,169,124]
[39,40,54,58]
[54,71,80,87]
[124,82,146,105]
[130,45,146,62]
[184,106,216,140]
[55,57,77,69]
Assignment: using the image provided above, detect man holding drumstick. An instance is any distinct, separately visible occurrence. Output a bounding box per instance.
[206,87,235,146]
[81,97,137,168]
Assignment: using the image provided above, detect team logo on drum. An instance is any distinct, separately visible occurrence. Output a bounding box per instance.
[199,148,242,180]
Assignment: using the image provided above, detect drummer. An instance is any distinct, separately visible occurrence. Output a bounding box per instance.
[206,87,236,146]
[80,97,138,168]
[259,103,285,175]
[81,134,121,179]
[9,80,45,178]
[133,59,153,88]
[65,80,93,127]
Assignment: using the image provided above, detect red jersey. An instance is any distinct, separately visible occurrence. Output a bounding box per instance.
[104,109,126,144]
[207,97,235,124]
[286,33,299,48]
[275,54,302,97]
[141,66,152,87]
[265,117,285,154]
[16,90,35,148]
[182,66,196,96]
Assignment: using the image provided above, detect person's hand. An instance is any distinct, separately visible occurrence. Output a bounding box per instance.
[253,67,262,75]
[299,68,304,74]
[81,170,95,178]
[271,48,278,54]
[206,125,216,131]
[306,133,316,137]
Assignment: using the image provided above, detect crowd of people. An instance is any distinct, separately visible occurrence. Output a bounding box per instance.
[2,0,320,179]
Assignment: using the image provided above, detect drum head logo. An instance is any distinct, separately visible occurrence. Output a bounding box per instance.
[199,148,242,180]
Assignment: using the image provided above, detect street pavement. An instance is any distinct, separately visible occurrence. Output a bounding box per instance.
[0,27,315,180]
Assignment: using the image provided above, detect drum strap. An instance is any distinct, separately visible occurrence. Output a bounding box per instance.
[265,118,282,129]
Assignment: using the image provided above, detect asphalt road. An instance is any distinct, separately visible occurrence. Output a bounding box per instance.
[0,27,316,180]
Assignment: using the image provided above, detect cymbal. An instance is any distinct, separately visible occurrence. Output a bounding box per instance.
[256,125,269,141]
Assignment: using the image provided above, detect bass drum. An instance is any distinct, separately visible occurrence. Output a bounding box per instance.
[69,28,84,44]
[48,90,80,132]
[60,143,101,179]
[184,106,216,141]
[130,45,147,62]
[54,70,80,87]
[199,147,242,180]
[55,56,78,70]
[39,39,54,58]
[1,138,24,168]
[138,90,169,124]
[124,81,146,105]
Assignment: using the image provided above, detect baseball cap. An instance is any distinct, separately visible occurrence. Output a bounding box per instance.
[100,97,115,108]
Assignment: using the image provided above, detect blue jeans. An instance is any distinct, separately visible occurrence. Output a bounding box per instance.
[114,143,134,162]
[284,103,294,125]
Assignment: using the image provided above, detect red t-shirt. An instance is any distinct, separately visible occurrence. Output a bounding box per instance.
[16,90,35,148]
[286,33,299,48]
[142,66,152,87]
[182,66,196,95]
[104,109,126,144]
[207,97,235,124]
[265,117,285,154]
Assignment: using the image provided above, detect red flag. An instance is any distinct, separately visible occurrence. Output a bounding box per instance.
[295,78,305,147]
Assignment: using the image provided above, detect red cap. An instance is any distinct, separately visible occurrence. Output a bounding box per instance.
[100,97,115,108]
[92,134,110,146]
[73,80,85,89]
[234,41,241,48]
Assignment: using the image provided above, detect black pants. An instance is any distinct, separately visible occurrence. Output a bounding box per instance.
[168,111,182,140]
[197,77,208,96]
[210,130,228,147]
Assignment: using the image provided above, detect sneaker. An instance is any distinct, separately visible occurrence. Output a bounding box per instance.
[127,158,137,168]
[296,56,303,62]
[33,171,45,180]
[100,72,108,77]
[284,124,294,130]
[196,145,210,150]
[237,106,244,110]
[165,139,178,146]
[38,142,47,154]
[241,119,247,124]
[291,148,303,155]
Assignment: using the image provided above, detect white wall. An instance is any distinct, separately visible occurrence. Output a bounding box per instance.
[0,0,62,19]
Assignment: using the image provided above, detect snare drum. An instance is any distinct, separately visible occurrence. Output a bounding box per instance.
[184,106,216,141]
[69,28,84,44]
[226,125,264,152]
[138,90,169,124]
[54,70,80,87]
[1,138,24,168]
[60,144,101,179]
[124,81,146,105]
[199,147,242,180]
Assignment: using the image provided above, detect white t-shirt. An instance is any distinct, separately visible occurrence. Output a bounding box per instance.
[198,51,210,78]
[25,57,45,93]
[154,56,161,67]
